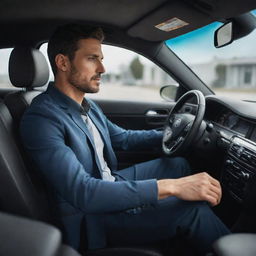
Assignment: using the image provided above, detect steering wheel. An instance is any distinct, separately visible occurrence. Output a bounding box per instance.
[162,90,205,156]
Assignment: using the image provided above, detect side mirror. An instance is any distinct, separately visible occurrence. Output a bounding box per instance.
[160,85,178,101]
[214,22,233,48]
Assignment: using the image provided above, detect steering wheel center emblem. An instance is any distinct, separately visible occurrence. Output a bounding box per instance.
[173,118,181,128]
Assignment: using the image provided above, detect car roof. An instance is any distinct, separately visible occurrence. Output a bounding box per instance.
[0,0,255,48]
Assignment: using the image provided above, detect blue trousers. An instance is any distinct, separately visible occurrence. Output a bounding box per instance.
[105,157,230,255]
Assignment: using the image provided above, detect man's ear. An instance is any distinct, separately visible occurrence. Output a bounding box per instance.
[55,54,70,72]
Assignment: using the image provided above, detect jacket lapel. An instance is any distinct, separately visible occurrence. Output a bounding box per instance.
[69,111,94,145]
[69,111,104,175]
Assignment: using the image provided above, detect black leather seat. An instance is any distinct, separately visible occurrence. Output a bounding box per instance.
[0,100,50,221]
[1,47,164,256]
[2,46,52,222]
[0,102,161,256]
[0,100,81,256]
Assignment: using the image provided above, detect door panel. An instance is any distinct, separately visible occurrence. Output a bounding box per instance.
[92,98,175,169]
[93,99,172,129]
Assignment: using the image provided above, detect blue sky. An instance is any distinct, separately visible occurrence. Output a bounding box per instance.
[166,10,256,64]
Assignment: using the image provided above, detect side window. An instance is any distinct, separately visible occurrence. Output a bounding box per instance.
[0,48,14,88]
[40,43,176,102]
[40,44,54,82]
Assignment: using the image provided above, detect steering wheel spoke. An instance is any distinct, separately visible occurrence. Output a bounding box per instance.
[164,136,184,153]
[172,136,184,150]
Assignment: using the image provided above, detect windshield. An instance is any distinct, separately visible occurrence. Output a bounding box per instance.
[166,10,256,101]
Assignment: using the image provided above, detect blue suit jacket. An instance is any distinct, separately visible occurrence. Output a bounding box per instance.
[20,84,162,249]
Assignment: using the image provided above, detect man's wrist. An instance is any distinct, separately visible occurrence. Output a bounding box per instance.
[157,179,176,200]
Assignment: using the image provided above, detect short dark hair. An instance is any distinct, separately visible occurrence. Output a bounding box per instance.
[47,24,104,75]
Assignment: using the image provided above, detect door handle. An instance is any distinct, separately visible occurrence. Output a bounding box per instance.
[146,110,158,116]
[145,109,169,117]
[145,109,169,125]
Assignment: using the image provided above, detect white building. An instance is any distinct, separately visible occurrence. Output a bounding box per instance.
[191,57,256,88]
[106,56,256,90]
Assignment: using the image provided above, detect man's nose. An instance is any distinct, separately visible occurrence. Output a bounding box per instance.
[97,61,105,73]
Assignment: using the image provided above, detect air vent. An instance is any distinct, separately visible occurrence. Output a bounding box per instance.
[229,142,256,169]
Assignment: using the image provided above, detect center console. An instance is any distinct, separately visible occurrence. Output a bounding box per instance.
[221,136,256,202]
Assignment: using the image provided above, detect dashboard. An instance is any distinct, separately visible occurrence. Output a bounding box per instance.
[203,96,256,203]
[204,96,256,141]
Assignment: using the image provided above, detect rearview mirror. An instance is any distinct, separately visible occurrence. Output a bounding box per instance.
[214,22,233,48]
[214,13,256,48]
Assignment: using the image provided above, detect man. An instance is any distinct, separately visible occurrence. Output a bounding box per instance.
[20,24,229,255]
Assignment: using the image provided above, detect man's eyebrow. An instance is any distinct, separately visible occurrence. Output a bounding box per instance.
[87,54,104,60]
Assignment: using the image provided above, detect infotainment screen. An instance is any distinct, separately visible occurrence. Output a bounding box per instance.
[217,111,250,136]
[232,118,250,136]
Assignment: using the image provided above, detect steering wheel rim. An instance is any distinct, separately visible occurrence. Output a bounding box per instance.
[162,90,205,156]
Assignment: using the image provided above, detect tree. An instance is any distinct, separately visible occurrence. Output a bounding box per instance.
[129,56,144,80]
[212,64,226,88]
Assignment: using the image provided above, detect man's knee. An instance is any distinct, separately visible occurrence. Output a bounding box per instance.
[184,201,230,254]
[184,201,225,231]
[176,201,212,224]
[192,201,212,219]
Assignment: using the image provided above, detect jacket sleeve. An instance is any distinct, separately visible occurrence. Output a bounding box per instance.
[20,106,158,214]
[107,119,163,151]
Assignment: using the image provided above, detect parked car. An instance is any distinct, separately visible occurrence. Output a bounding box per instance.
[0,0,256,255]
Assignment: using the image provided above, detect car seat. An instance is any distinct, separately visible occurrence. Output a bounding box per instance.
[1,46,163,256]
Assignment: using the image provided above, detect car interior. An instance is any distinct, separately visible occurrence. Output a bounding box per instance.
[0,0,256,255]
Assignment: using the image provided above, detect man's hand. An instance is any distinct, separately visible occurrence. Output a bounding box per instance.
[157,172,222,206]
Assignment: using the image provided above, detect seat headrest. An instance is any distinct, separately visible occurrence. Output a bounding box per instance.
[9,47,49,88]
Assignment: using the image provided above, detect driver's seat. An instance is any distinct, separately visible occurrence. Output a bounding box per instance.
[2,46,165,256]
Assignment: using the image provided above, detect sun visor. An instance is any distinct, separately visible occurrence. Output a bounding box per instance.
[127,1,213,42]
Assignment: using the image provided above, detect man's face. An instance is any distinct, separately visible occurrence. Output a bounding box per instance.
[67,38,105,93]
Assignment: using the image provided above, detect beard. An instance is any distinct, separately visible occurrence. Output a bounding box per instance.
[68,63,101,93]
